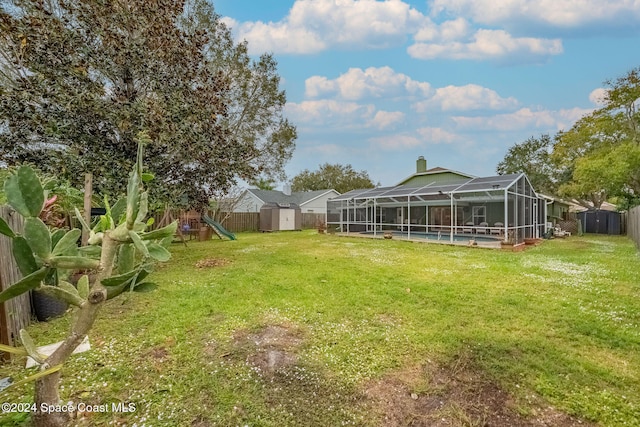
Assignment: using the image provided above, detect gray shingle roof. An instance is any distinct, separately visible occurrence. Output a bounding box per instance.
[331,174,527,201]
[248,189,336,205]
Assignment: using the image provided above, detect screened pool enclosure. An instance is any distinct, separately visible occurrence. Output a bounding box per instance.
[327,173,546,245]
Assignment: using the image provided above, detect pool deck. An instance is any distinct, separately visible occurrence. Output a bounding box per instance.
[333,231,504,249]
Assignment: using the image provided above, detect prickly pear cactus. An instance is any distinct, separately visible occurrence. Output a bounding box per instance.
[0,136,176,305]
[0,132,177,427]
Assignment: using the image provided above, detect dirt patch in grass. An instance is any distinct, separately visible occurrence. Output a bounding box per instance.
[364,357,596,427]
[195,258,231,268]
[233,324,305,376]
[148,346,169,362]
[230,323,368,424]
[190,415,212,427]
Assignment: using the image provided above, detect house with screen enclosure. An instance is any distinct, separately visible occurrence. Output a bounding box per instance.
[326,156,547,247]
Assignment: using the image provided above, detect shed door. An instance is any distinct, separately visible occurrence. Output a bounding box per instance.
[279,209,296,230]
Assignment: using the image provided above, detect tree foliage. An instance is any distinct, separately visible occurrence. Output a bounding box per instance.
[0,0,295,210]
[181,0,296,184]
[552,67,640,209]
[497,67,640,209]
[496,134,556,194]
[249,177,277,190]
[291,163,376,194]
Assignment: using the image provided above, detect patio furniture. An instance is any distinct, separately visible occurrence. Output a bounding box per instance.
[553,226,571,237]
[461,222,474,233]
[490,222,504,235]
[476,222,489,234]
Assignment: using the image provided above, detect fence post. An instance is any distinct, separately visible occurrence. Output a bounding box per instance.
[81,173,92,245]
[629,206,640,249]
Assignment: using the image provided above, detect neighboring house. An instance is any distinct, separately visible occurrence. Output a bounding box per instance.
[539,194,572,226]
[234,187,340,214]
[327,156,547,245]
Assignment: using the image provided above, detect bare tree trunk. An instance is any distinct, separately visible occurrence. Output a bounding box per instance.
[33,371,67,427]
[32,234,118,427]
[81,173,92,246]
[32,288,106,426]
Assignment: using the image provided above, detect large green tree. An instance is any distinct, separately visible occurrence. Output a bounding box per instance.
[291,163,376,194]
[249,177,277,190]
[181,0,296,185]
[552,67,640,209]
[496,134,556,194]
[0,0,295,209]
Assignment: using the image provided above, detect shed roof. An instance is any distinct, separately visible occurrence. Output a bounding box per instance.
[248,189,338,206]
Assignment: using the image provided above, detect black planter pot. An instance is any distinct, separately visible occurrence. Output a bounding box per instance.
[32,290,68,321]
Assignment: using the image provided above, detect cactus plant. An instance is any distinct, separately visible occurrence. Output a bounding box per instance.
[0,132,176,427]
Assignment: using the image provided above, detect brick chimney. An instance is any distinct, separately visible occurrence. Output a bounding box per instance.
[416,156,427,173]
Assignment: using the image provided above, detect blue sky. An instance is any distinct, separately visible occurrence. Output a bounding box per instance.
[213,0,640,188]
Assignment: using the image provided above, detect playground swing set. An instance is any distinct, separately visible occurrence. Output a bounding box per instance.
[155,208,236,245]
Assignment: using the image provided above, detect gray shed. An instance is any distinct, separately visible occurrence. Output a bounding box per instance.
[260,203,302,231]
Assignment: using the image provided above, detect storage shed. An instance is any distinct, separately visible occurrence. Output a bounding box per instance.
[260,203,302,232]
[578,210,623,235]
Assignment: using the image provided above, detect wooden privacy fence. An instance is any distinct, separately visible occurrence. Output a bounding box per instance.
[218,212,260,232]
[301,213,325,229]
[215,212,325,232]
[150,210,327,233]
[628,206,640,249]
[0,206,31,356]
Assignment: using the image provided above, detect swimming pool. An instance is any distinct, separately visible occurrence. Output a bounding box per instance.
[359,230,502,245]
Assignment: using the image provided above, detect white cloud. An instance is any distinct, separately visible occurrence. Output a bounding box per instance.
[429,0,640,30]
[369,127,462,150]
[224,1,569,62]
[416,127,459,144]
[408,29,563,61]
[286,100,372,123]
[228,0,427,55]
[452,107,592,131]
[589,88,608,106]
[370,134,423,150]
[413,84,518,112]
[286,99,402,130]
[305,66,432,100]
[414,17,472,42]
[305,76,337,98]
[304,144,345,156]
[305,68,517,112]
[370,111,405,129]
[230,20,326,54]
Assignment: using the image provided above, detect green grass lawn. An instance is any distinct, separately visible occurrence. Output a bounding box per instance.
[1,232,639,426]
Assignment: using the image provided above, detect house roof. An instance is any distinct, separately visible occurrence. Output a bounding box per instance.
[247,189,338,206]
[397,167,476,185]
[538,193,572,207]
[331,173,529,202]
